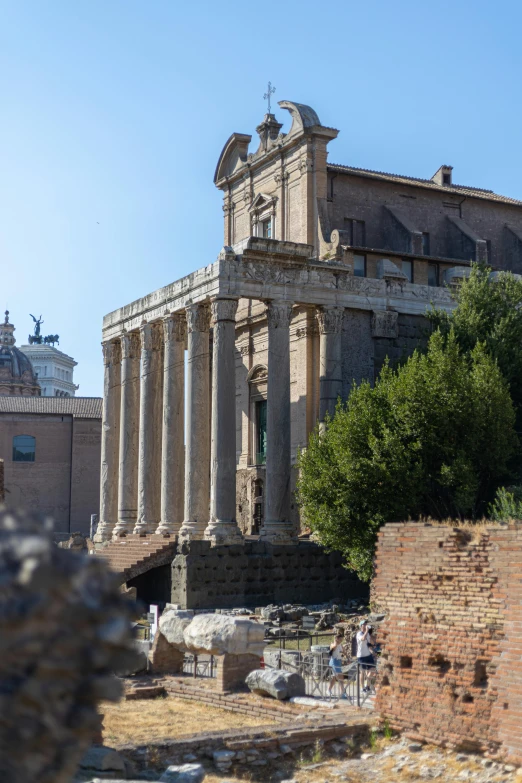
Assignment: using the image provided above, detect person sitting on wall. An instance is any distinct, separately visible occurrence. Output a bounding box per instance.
[356,619,375,693]
[328,633,348,699]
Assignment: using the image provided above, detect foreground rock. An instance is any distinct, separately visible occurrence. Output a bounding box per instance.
[159,763,205,782]
[79,746,126,776]
[183,614,265,656]
[0,509,137,783]
[246,668,306,700]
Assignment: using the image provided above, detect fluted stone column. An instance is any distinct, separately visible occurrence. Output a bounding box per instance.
[113,332,141,537]
[156,313,186,537]
[95,339,121,543]
[134,322,163,535]
[317,306,344,424]
[178,303,211,542]
[260,300,296,544]
[204,298,243,545]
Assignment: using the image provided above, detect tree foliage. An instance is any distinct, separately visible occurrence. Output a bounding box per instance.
[297,330,517,581]
[428,264,522,425]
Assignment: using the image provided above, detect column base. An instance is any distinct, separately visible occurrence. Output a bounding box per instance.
[259,521,297,545]
[204,520,244,546]
[132,520,157,536]
[178,521,205,544]
[112,519,135,538]
[155,520,180,538]
[93,521,115,543]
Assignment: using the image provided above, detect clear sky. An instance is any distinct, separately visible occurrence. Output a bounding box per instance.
[2,0,521,397]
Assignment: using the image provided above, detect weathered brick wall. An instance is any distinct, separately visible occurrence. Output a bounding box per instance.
[373,522,522,764]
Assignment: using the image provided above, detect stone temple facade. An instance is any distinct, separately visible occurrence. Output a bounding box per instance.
[96,100,522,550]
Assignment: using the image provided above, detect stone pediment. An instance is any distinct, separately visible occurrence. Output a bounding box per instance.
[248,193,277,213]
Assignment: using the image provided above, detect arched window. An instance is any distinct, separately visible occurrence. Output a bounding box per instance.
[13,435,36,462]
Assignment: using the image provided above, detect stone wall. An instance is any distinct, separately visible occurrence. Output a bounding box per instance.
[127,539,367,610]
[373,522,522,765]
[0,458,4,502]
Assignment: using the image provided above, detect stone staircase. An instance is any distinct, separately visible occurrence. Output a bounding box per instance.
[96,534,178,583]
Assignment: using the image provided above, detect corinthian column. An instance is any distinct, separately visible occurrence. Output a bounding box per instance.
[156,313,186,537]
[134,322,163,535]
[113,332,141,537]
[95,339,121,543]
[260,300,296,544]
[204,298,243,545]
[317,306,344,423]
[178,303,211,542]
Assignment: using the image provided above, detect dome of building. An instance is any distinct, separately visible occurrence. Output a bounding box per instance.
[0,311,41,397]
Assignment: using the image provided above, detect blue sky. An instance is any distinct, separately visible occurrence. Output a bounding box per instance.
[2,0,521,397]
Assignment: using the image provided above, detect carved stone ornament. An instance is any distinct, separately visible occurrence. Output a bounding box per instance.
[139,321,163,352]
[316,306,344,335]
[371,310,399,339]
[120,331,141,360]
[186,302,211,333]
[102,339,121,366]
[211,298,238,323]
[163,312,187,343]
[243,261,301,285]
[265,300,293,329]
[298,157,313,174]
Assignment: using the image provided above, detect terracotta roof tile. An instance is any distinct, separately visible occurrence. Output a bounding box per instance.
[0,396,102,418]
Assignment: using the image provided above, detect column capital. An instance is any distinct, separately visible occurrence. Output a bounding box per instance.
[102,339,121,367]
[139,321,162,352]
[186,302,211,334]
[211,298,238,324]
[163,312,186,343]
[316,306,344,335]
[121,331,141,360]
[265,300,293,329]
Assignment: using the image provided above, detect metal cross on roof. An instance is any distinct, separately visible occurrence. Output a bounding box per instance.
[263,81,276,114]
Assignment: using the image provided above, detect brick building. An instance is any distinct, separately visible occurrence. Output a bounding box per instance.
[0,396,102,537]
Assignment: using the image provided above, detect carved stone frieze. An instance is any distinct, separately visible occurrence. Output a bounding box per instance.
[242,261,301,285]
[265,300,293,329]
[295,325,318,339]
[120,332,141,360]
[316,306,344,334]
[186,303,211,334]
[372,310,399,339]
[139,321,163,352]
[163,312,187,343]
[211,298,238,323]
[102,339,121,366]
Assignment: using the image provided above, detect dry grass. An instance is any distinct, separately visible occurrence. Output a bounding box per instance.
[101,695,276,747]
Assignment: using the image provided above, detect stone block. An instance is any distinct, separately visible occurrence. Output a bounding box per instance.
[79,746,126,775]
[183,614,265,656]
[159,609,194,650]
[149,631,185,674]
[159,763,206,782]
[245,668,306,700]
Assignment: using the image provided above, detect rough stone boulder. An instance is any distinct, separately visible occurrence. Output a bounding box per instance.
[159,609,195,651]
[159,763,205,782]
[183,614,265,656]
[245,669,306,700]
[0,508,137,783]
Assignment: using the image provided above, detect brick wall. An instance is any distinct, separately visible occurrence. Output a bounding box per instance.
[373,522,522,764]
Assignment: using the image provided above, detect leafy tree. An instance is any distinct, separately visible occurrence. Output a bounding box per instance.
[428,264,522,426]
[488,485,522,521]
[297,330,517,581]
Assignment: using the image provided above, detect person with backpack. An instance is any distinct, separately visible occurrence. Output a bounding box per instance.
[356,619,375,693]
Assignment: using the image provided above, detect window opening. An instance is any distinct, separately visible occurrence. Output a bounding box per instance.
[402,260,413,283]
[256,400,267,465]
[13,435,36,462]
[353,254,366,278]
[261,218,272,239]
[422,232,430,256]
[428,263,439,287]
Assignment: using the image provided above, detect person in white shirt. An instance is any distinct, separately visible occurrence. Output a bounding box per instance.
[356,619,375,693]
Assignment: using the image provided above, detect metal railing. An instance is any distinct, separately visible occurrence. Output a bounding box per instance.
[182,653,218,679]
[263,648,378,708]
[265,631,337,651]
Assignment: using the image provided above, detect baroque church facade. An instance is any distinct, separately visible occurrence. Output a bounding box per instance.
[96,100,522,546]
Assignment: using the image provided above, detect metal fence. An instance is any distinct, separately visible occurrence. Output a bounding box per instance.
[263,647,378,707]
[182,653,218,679]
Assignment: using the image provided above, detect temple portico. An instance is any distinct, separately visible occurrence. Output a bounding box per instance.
[96,235,456,546]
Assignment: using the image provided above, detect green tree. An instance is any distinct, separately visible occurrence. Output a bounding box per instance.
[428,264,522,425]
[297,330,517,581]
